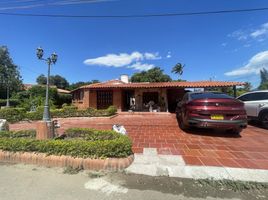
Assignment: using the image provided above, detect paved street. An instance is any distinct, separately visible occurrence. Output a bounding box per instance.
[0,163,267,200]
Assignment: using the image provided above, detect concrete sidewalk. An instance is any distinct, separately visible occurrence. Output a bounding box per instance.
[0,163,267,200]
[126,148,268,183]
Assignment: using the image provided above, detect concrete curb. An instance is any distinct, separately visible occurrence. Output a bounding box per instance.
[0,150,134,171]
[126,148,268,183]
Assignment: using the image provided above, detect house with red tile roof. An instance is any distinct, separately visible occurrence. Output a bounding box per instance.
[71,75,244,112]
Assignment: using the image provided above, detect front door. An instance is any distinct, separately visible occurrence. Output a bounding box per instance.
[122,90,135,111]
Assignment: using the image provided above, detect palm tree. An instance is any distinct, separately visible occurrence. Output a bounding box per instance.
[172,63,185,80]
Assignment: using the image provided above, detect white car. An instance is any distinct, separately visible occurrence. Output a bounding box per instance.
[237,90,268,129]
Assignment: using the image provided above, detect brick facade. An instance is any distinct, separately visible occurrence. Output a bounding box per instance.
[72,87,185,112]
[113,89,122,112]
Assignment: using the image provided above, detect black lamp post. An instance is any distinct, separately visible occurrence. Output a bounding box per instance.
[36,47,58,122]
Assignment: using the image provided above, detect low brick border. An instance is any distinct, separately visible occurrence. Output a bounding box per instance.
[0,150,134,170]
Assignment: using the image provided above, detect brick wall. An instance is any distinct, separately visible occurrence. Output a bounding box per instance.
[113,89,122,112]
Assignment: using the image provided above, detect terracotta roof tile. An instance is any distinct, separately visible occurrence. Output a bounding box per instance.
[76,80,244,90]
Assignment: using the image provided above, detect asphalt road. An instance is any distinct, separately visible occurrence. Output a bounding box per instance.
[0,163,267,200]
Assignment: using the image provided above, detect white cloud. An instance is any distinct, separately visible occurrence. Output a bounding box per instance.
[144,52,161,60]
[229,22,268,44]
[84,52,144,67]
[127,62,155,71]
[225,51,268,76]
[250,22,268,38]
[228,30,248,41]
[84,51,161,71]
[166,51,172,58]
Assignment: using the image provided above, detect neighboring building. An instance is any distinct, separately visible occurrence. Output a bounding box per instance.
[71,75,244,112]
[23,84,71,95]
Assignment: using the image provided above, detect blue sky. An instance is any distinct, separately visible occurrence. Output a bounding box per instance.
[0,0,268,87]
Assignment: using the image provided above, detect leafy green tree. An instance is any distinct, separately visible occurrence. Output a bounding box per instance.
[258,68,268,90]
[13,85,58,110]
[36,74,47,85]
[131,67,172,82]
[53,75,69,89]
[68,80,100,90]
[13,85,72,110]
[0,46,22,99]
[36,74,69,89]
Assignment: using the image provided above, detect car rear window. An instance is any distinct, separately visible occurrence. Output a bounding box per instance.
[190,92,233,100]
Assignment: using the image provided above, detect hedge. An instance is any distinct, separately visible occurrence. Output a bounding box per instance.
[0,136,132,158]
[65,128,121,141]
[0,108,26,123]
[0,130,36,138]
[0,99,20,107]
[0,106,117,123]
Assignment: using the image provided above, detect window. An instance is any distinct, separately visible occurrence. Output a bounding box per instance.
[73,90,84,101]
[238,92,268,101]
[190,92,233,100]
[97,90,113,109]
[79,90,84,100]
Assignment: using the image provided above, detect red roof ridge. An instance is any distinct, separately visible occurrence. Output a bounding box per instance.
[71,80,245,91]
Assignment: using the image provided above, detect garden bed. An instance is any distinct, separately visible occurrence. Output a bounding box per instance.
[0,128,133,170]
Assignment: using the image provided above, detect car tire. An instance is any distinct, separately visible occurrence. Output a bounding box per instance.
[227,128,242,135]
[178,118,188,131]
[260,112,268,129]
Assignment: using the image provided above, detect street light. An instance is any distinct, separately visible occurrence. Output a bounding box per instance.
[36,47,58,122]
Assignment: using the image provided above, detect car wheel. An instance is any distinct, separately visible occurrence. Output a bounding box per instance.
[178,117,188,131]
[260,112,268,129]
[227,128,241,136]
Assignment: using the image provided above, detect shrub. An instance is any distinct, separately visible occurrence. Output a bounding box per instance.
[0,99,20,107]
[106,106,117,116]
[54,94,72,108]
[0,108,26,122]
[0,135,132,158]
[26,107,43,121]
[0,129,36,138]
[65,128,121,141]
[1,105,117,123]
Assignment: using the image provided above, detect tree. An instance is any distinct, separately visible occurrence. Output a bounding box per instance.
[131,67,172,82]
[13,85,71,110]
[36,74,69,89]
[243,82,252,92]
[36,74,47,85]
[53,75,69,89]
[171,63,185,80]
[258,68,268,90]
[68,80,100,90]
[0,46,22,99]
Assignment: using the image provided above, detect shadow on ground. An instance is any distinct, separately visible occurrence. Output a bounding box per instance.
[176,118,242,138]
[109,172,268,200]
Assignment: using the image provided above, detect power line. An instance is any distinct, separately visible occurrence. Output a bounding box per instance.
[0,7,268,19]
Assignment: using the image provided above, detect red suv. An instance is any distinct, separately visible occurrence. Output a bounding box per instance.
[176,92,247,133]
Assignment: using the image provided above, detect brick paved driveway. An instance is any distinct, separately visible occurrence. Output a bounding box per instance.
[10,113,268,170]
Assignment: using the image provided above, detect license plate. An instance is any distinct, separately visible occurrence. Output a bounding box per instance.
[211,115,224,120]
